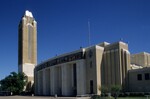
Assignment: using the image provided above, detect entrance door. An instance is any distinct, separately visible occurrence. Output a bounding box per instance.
[73,63,77,95]
[90,80,93,94]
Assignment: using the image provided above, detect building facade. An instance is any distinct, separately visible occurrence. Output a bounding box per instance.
[18,10,37,84]
[128,52,150,92]
[16,10,150,96]
[100,42,130,91]
[34,41,130,96]
[131,52,150,67]
[128,67,150,92]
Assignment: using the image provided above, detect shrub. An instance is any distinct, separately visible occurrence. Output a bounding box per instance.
[91,95,114,99]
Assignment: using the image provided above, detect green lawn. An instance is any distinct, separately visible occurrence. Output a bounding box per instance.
[93,96,148,99]
[118,97,147,99]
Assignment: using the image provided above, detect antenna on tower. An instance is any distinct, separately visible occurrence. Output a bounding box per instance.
[88,19,91,46]
[120,38,123,41]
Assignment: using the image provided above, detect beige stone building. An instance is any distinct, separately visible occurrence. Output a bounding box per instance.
[128,67,150,92]
[128,52,150,93]
[34,41,130,96]
[17,10,150,96]
[100,42,130,91]
[131,52,150,67]
[18,10,37,84]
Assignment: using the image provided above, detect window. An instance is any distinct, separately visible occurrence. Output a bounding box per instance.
[90,80,93,94]
[73,63,77,95]
[89,50,93,58]
[90,61,92,68]
[145,73,149,80]
[73,63,77,87]
[137,74,142,80]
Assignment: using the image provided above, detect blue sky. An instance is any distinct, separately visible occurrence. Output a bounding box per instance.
[0,0,150,80]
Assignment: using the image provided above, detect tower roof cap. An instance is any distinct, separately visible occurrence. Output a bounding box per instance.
[25,10,33,18]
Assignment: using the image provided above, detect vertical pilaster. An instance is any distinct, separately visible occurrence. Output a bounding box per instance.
[61,64,68,96]
[45,68,50,95]
[34,70,37,95]
[107,51,111,87]
[38,71,43,95]
[43,69,46,95]
[104,52,108,86]
[50,66,55,95]
[76,60,86,95]
[111,50,115,85]
[115,49,120,85]
[37,71,40,95]
[119,49,122,85]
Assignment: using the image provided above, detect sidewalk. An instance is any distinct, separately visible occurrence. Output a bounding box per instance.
[0,96,91,99]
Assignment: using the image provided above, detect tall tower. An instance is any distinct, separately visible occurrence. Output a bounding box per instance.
[18,10,37,83]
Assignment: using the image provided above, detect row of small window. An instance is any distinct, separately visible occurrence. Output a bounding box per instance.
[137,73,150,80]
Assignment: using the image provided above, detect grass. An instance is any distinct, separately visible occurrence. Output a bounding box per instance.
[92,94,150,99]
[118,97,147,99]
[92,96,148,99]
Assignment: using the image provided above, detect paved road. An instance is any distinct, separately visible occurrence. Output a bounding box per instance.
[0,96,91,99]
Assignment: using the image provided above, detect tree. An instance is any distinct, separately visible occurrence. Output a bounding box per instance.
[0,72,27,95]
[111,85,122,99]
[99,85,109,96]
